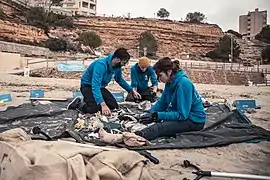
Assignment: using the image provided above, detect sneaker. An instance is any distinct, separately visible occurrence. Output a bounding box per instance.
[67,97,81,110]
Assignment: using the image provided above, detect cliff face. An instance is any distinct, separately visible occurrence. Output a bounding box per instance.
[51,17,223,58]
[0,20,48,45]
[0,0,48,45]
[1,0,223,58]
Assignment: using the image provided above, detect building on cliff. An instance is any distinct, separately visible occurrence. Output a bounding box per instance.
[27,0,97,16]
[239,8,267,40]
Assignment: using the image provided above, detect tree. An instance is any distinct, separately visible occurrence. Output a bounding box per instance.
[47,0,64,13]
[226,29,242,38]
[185,12,206,23]
[255,25,270,43]
[78,31,102,49]
[138,31,158,58]
[26,7,49,34]
[206,35,241,62]
[22,0,31,7]
[157,8,170,19]
[261,45,270,64]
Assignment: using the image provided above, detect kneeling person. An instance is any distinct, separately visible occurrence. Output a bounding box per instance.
[67,48,141,116]
[126,57,158,103]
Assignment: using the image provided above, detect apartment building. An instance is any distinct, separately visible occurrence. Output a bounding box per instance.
[239,8,267,39]
[29,0,97,16]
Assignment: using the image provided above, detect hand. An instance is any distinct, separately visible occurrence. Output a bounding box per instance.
[138,111,158,124]
[100,103,111,116]
[132,90,142,99]
[152,86,158,93]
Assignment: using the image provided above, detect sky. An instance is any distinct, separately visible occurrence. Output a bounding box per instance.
[96,0,270,32]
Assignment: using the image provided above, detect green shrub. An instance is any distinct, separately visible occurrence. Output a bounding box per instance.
[0,7,5,19]
[53,17,74,28]
[78,31,102,48]
[45,38,67,51]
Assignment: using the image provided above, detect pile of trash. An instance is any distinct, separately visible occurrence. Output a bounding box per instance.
[72,101,153,147]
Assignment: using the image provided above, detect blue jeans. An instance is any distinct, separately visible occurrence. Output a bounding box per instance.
[135,120,205,141]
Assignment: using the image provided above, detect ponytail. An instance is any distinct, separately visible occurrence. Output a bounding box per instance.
[172,60,181,72]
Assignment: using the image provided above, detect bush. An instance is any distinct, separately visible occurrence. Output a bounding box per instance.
[0,7,5,19]
[53,17,74,28]
[78,31,102,49]
[45,38,67,51]
[138,31,158,58]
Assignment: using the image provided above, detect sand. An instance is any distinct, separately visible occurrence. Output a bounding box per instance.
[0,73,270,180]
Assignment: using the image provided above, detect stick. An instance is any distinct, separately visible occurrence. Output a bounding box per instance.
[58,139,118,151]
[29,97,68,101]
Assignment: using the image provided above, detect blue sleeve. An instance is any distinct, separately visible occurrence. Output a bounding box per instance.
[157,79,193,121]
[149,67,158,87]
[130,67,138,89]
[115,68,133,93]
[150,86,170,111]
[91,63,106,105]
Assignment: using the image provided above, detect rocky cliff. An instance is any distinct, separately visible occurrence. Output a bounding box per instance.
[51,17,223,58]
[0,0,48,45]
[1,0,224,59]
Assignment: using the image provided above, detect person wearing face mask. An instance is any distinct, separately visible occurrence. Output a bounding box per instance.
[67,48,141,116]
[125,57,158,103]
[134,57,206,140]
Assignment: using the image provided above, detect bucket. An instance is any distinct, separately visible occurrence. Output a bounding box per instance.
[24,67,30,77]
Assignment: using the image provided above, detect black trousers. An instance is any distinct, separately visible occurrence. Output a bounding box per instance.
[135,120,205,141]
[125,88,155,103]
[80,85,119,114]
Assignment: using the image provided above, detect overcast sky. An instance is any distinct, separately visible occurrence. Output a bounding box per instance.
[96,0,270,32]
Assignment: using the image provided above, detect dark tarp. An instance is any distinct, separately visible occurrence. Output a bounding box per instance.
[0,100,269,150]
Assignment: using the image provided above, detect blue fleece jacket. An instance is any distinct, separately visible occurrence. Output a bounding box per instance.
[151,70,206,123]
[81,54,133,105]
[130,63,158,92]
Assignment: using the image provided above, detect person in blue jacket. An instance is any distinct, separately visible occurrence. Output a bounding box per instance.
[126,57,158,103]
[67,48,141,116]
[135,57,206,140]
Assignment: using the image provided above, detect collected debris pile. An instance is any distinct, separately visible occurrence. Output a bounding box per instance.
[73,101,152,147]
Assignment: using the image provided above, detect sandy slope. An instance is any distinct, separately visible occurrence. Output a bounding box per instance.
[0,73,270,179]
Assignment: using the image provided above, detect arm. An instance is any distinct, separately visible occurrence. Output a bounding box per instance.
[150,86,170,112]
[91,63,106,105]
[149,67,158,88]
[115,68,133,93]
[130,67,138,90]
[157,79,193,121]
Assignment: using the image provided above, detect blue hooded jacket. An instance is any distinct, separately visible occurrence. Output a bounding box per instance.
[130,63,158,92]
[151,70,206,123]
[81,54,133,105]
